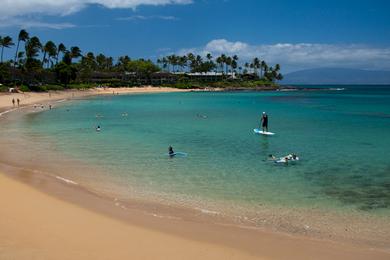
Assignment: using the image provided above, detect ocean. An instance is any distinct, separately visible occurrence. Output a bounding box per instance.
[2,85,390,243]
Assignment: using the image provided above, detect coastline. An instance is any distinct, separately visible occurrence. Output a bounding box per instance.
[0,88,389,259]
[1,164,389,260]
[0,86,192,114]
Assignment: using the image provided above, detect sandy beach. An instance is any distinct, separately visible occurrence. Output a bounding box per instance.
[1,88,389,259]
[0,87,190,114]
[1,166,389,260]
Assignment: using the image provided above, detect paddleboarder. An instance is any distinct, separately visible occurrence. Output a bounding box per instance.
[261,112,268,132]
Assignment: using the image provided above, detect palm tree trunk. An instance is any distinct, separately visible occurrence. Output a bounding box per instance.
[14,40,20,67]
[42,51,47,67]
[1,47,4,63]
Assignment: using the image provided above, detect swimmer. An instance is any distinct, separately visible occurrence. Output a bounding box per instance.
[268,154,277,161]
[168,146,175,156]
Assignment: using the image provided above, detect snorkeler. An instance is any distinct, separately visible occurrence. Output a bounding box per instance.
[268,154,277,161]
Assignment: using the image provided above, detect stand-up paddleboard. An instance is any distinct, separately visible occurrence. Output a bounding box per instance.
[167,152,188,157]
[254,128,275,135]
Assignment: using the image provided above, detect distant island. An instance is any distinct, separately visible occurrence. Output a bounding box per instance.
[282,68,390,85]
[0,30,283,92]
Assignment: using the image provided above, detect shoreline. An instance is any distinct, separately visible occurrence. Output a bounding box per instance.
[0,88,389,259]
[1,162,389,259]
[0,86,192,114]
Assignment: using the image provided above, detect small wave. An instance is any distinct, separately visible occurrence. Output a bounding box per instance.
[278,88,298,92]
[329,88,346,91]
[55,176,78,185]
[55,99,67,103]
[0,108,18,117]
[196,207,220,215]
[149,213,181,220]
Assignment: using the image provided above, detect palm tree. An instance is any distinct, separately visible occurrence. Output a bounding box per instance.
[232,55,239,76]
[42,41,57,68]
[16,51,25,67]
[0,36,15,63]
[260,60,266,78]
[244,62,249,74]
[220,54,227,74]
[231,60,237,75]
[250,63,254,74]
[106,56,113,70]
[70,46,82,63]
[156,58,162,69]
[96,53,106,70]
[161,57,168,71]
[13,29,29,68]
[47,43,57,68]
[216,56,223,73]
[206,53,212,62]
[56,43,66,65]
[117,55,130,72]
[263,63,268,77]
[179,55,187,72]
[25,36,42,59]
[24,36,42,77]
[186,53,195,72]
[225,56,232,75]
[252,57,260,76]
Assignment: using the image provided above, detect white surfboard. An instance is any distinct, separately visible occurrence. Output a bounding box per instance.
[254,128,275,135]
[167,152,188,157]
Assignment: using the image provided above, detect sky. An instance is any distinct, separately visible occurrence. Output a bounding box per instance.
[0,0,390,73]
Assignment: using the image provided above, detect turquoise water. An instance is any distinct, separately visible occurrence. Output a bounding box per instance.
[17,86,390,216]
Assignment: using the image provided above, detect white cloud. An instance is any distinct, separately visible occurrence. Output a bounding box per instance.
[116,15,178,21]
[0,0,192,18]
[0,18,76,29]
[178,39,390,72]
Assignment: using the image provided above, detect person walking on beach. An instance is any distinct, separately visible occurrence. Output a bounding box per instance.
[12,98,15,107]
[261,112,268,132]
[17,98,20,107]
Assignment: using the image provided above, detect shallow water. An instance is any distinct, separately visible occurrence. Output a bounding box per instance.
[3,86,390,221]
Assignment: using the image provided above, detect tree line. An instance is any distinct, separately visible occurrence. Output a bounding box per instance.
[157,54,282,81]
[0,29,282,89]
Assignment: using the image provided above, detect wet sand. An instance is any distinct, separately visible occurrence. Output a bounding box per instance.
[1,165,389,260]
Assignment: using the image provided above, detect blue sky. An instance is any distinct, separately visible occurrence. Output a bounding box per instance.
[1,0,390,72]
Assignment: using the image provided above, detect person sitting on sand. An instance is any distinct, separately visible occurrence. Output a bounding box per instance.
[261,112,268,132]
[168,146,175,156]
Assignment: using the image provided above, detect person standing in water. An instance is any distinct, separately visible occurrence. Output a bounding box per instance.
[168,146,175,156]
[261,112,268,132]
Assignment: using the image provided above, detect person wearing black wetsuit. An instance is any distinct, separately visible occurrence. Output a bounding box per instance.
[168,146,175,156]
[261,112,268,132]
